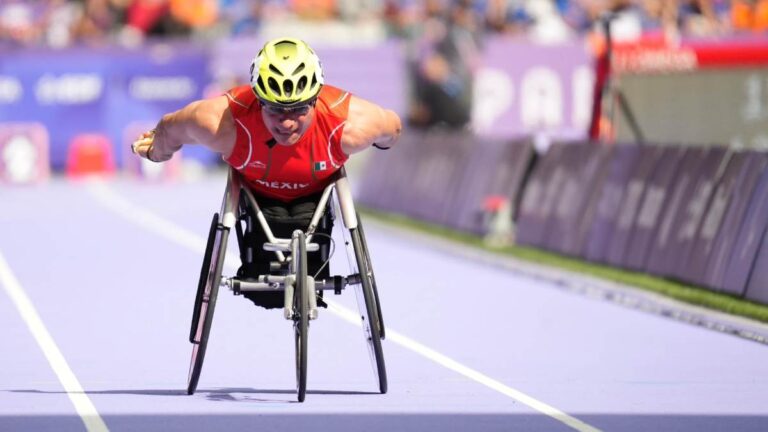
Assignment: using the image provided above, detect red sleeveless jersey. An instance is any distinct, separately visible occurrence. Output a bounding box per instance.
[223,84,351,202]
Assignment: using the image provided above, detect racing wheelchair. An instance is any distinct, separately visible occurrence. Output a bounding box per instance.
[187,167,386,402]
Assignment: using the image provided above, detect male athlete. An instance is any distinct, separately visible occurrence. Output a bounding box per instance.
[132,37,402,308]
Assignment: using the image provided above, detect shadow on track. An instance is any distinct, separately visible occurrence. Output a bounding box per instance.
[10,387,378,399]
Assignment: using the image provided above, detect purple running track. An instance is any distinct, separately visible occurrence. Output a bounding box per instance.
[1,174,767,432]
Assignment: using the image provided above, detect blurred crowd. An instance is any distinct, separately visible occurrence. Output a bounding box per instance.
[1,0,764,131]
[0,0,766,49]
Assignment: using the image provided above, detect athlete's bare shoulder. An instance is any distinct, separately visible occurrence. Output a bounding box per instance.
[183,95,236,158]
[341,95,401,155]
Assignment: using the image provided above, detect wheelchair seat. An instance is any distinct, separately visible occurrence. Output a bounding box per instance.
[234,190,334,310]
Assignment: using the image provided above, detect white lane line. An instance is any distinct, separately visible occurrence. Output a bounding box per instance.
[87,180,601,432]
[0,250,109,432]
[327,304,599,431]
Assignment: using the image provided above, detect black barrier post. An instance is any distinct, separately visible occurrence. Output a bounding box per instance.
[616,90,646,144]
[589,13,646,145]
[588,14,612,142]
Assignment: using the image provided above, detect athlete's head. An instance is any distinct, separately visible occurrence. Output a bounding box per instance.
[250,38,324,145]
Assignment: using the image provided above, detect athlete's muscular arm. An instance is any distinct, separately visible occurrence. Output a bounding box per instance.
[341,95,402,155]
[132,95,236,162]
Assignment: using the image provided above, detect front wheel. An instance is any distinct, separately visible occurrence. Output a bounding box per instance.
[293,231,309,402]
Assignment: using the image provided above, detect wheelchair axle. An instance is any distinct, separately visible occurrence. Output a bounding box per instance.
[222,274,360,295]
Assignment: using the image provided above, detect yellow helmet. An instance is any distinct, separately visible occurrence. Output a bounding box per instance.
[250,38,324,107]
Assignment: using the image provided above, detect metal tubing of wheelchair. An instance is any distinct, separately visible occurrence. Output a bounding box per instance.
[335,168,358,230]
[220,169,242,229]
[305,182,335,243]
[308,277,318,320]
[241,185,287,262]
[228,275,357,292]
[263,242,320,253]
[283,275,295,320]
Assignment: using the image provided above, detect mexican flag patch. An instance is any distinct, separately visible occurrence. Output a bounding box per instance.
[314,161,327,171]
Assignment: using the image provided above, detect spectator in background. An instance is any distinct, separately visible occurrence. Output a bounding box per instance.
[218,0,263,35]
[72,0,129,45]
[121,0,190,42]
[337,0,383,22]
[483,0,533,34]
[169,0,218,32]
[406,0,481,130]
[526,0,575,42]
[676,0,723,35]
[289,0,337,20]
[0,0,47,46]
[731,0,768,32]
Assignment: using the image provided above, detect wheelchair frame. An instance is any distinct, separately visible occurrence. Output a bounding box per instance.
[186,167,387,402]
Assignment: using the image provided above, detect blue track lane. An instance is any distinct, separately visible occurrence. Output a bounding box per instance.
[1,173,767,432]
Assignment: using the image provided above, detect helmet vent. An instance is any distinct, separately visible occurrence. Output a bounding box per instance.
[310,74,318,90]
[283,79,294,98]
[267,77,282,96]
[296,76,307,94]
[256,76,268,95]
[292,63,306,75]
[269,64,284,77]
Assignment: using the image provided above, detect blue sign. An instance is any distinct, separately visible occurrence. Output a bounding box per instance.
[0,43,212,169]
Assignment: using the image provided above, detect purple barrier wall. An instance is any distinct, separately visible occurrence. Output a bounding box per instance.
[604,146,665,267]
[704,153,768,291]
[644,148,708,276]
[543,143,595,253]
[560,145,614,256]
[669,148,730,283]
[516,144,567,247]
[443,138,533,234]
[745,228,768,304]
[581,145,642,262]
[407,132,475,224]
[441,139,501,232]
[484,138,535,219]
[685,152,759,286]
[721,167,768,296]
[356,134,408,210]
[623,147,687,271]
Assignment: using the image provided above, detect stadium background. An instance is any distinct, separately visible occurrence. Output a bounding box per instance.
[1,0,768,306]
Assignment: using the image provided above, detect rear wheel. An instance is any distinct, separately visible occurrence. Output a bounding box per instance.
[187,213,229,395]
[293,232,309,402]
[351,227,387,394]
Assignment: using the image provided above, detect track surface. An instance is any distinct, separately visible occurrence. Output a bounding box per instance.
[1,173,767,432]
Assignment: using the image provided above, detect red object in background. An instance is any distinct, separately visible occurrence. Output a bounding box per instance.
[66,133,115,177]
[588,44,610,142]
[689,41,768,68]
[612,37,768,74]
[483,195,508,213]
[126,0,170,33]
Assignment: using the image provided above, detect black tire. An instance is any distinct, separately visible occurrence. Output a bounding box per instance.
[351,227,387,394]
[187,214,229,395]
[294,231,309,403]
[356,213,385,339]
